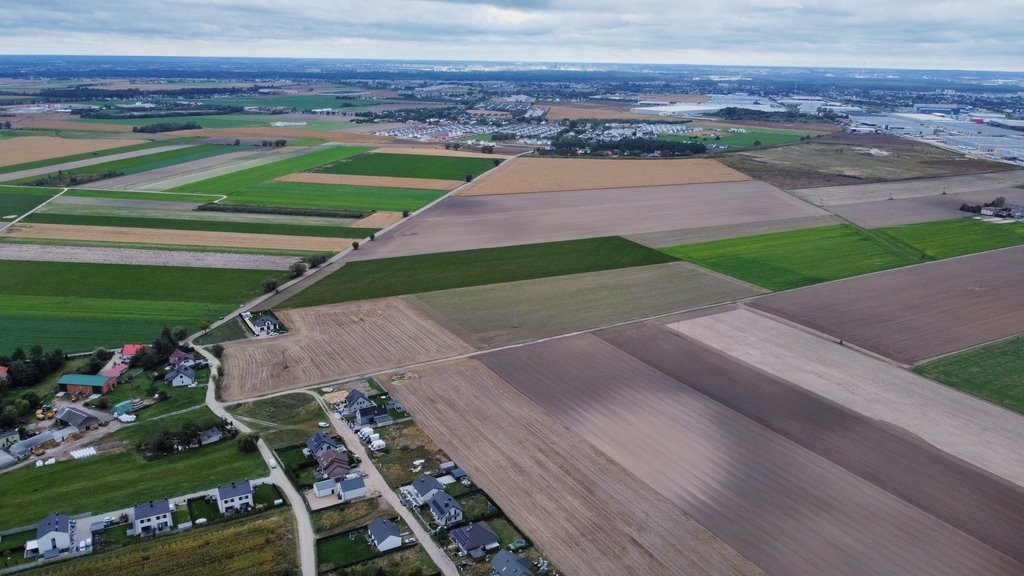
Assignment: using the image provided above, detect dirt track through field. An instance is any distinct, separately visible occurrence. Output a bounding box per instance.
[0,145,189,183]
[0,136,150,167]
[667,307,1024,489]
[220,298,472,400]
[456,156,750,196]
[387,360,765,576]
[350,180,827,260]
[793,170,1024,206]
[602,320,1024,565]
[0,243,296,269]
[748,246,1024,364]
[276,172,461,190]
[4,222,353,251]
[480,334,1024,576]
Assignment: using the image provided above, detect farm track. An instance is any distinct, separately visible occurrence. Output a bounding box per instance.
[387,359,766,576]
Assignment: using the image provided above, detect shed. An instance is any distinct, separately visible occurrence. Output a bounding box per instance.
[57,374,117,395]
[56,406,99,432]
[338,476,366,502]
[313,479,336,498]
[112,400,134,417]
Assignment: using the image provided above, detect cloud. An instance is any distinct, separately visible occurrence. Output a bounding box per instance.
[2,0,1024,71]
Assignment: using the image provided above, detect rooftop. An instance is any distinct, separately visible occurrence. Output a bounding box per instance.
[216,480,253,500]
[134,499,171,519]
[36,513,70,539]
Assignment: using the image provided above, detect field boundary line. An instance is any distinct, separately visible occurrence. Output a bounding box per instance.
[0,187,67,233]
[912,330,1024,367]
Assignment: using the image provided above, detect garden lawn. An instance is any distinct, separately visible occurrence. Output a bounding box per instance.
[0,186,60,219]
[662,224,918,291]
[171,146,370,195]
[23,213,376,238]
[225,181,444,212]
[0,141,166,175]
[874,218,1024,260]
[0,439,265,531]
[332,546,439,576]
[283,236,678,308]
[195,317,252,346]
[314,153,498,180]
[914,333,1024,415]
[317,530,377,570]
[0,261,283,352]
[96,372,208,420]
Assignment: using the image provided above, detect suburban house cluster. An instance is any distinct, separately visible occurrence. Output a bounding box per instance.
[306,431,367,502]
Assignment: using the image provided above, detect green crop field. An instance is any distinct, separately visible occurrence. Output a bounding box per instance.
[18,145,237,183]
[315,153,499,180]
[662,224,919,291]
[65,188,222,203]
[914,333,1024,415]
[282,236,678,308]
[198,94,378,109]
[227,181,445,212]
[171,146,370,195]
[0,261,283,352]
[75,114,269,129]
[23,213,377,238]
[662,129,820,148]
[0,431,265,531]
[0,236,317,258]
[0,141,167,175]
[0,186,60,219]
[874,218,1024,260]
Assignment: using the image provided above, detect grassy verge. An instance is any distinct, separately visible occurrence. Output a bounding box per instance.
[314,153,498,180]
[23,213,377,238]
[283,236,678,308]
[914,333,1024,414]
[662,224,919,291]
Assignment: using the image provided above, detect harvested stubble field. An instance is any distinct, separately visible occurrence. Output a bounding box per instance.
[352,211,402,228]
[0,136,149,167]
[718,133,1017,190]
[480,334,1024,575]
[666,308,1024,490]
[408,261,765,348]
[5,222,355,252]
[825,187,1024,228]
[387,359,765,576]
[277,172,461,190]
[794,170,1024,206]
[749,245,1024,364]
[350,181,826,260]
[11,113,132,132]
[220,298,472,400]
[0,145,189,183]
[0,141,164,176]
[0,243,297,269]
[456,156,749,197]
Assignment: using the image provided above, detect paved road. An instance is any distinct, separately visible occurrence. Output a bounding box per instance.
[0,145,189,183]
[194,346,317,576]
[300,391,459,576]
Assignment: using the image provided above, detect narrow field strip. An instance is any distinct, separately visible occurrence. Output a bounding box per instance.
[23,212,378,238]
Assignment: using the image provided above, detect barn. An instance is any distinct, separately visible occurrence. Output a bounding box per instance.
[57,374,117,395]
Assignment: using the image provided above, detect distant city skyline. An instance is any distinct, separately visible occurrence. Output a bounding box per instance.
[4,0,1024,72]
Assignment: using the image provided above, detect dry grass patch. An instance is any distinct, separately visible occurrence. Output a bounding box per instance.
[12,114,131,132]
[5,222,352,252]
[457,156,749,196]
[353,211,403,228]
[0,136,149,167]
[220,298,472,400]
[276,172,460,190]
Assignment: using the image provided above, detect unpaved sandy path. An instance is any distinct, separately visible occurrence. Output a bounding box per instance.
[0,243,296,269]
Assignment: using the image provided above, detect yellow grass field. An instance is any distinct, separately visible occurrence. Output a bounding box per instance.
[6,223,353,251]
[457,156,751,196]
[276,172,460,190]
[0,136,150,167]
[353,211,403,228]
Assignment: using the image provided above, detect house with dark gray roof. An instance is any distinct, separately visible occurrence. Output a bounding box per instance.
[9,431,53,459]
[345,390,376,413]
[133,499,173,535]
[164,365,196,387]
[306,431,338,458]
[451,521,499,559]
[339,476,366,502]
[216,480,253,513]
[427,492,464,527]
[56,406,99,432]
[410,474,443,504]
[491,549,534,576]
[355,405,389,426]
[34,513,72,556]
[367,517,402,552]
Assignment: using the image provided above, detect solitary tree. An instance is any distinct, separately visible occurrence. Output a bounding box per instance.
[262,277,280,293]
[288,261,306,279]
[237,432,260,453]
[210,344,224,359]
[172,326,188,341]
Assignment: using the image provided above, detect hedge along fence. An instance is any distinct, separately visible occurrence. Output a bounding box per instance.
[196,203,366,219]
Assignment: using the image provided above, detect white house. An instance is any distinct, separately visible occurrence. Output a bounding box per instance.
[164,365,196,387]
[133,499,173,535]
[344,390,377,413]
[32,513,72,556]
[313,479,336,498]
[410,474,443,504]
[427,492,463,527]
[338,476,366,502]
[216,481,253,513]
[367,517,402,552]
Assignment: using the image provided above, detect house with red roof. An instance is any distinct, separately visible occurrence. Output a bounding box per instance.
[0,366,9,384]
[121,344,145,358]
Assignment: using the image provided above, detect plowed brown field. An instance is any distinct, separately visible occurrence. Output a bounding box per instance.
[456,156,750,196]
[387,359,765,576]
[276,172,460,190]
[12,114,131,132]
[0,136,149,167]
[5,223,352,252]
[220,298,472,400]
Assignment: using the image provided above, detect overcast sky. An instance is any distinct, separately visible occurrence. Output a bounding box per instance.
[3,0,1023,71]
